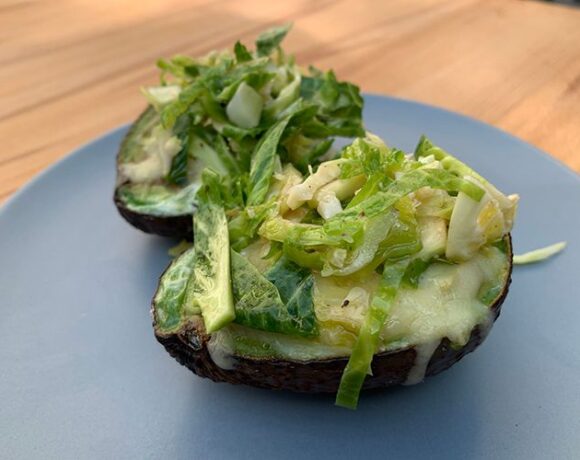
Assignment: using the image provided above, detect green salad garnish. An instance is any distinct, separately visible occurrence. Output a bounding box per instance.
[156,131,520,409]
[118,24,365,216]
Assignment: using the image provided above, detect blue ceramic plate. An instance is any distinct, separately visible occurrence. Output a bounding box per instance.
[1,95,579,459]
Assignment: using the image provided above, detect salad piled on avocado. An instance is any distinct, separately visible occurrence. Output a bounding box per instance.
[115,24,364,238]
[152,133,519,409]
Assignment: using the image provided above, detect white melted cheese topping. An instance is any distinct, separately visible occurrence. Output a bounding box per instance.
[207,331,237,370]
[208,246,507,372]
[380,248,505,352]
[404,340,440,385]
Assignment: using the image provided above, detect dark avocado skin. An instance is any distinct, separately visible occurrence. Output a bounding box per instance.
[114,107,194,240]
[153,236,513,394]
[114,192,193,239]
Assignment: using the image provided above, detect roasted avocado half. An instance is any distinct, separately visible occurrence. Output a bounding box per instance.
[115,106,197,237]
[114,24,364,239]
[152,134,519,408]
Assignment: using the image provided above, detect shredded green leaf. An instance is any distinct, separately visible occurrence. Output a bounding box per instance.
[256,23,292,57]
[168,240,193,258]
[231,251,318,337]
[414,135,488,186]
[328,168,484,226]
[185,170,235,332]
[247,116,292,206]
[234,41,253,63]
[119,24,365,218]
[154,248,197,334]
[402,258,434,288]
[513,242,566,265]
[166,114,191,186]
[335,259,410,409]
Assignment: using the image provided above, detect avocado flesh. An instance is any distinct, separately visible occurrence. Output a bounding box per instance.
[114,107,200,238]
[116,183,198,216]
[118,106,159,163]
[152,236,512,392]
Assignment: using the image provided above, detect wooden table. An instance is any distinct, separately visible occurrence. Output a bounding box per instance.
[2,0,579,203]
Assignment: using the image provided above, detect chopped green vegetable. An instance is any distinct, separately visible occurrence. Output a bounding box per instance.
[321,213,395,276]
[247,116,292,206]
[228,202,277,251]
[226,82,264,128]
[256,23,292,57]
[418,216,447,257]
[141,85,181,110]
[166,114,192,186]
[513,242,566,265]
[300,70,364,139]
[265,257,317,335]
[161,82,204,130]
[263,76,301,119]
[185,170,235,332]
[231,251,318,337]
[189,128,237,176]
[414,135,488,186]
[166,142,189,186]
[234,41,253,63]
[168,240,193,258]
[154,248,197,334]
[402,258,434,288]
[415,135,518,225]
[260,164,481,276]
[332,167,484,222]
[377,209,423,262]
[335,258,410,409]
[118,24,365,221]
[340,133,400,179]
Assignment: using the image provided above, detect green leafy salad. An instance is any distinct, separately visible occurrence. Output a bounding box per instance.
[153,132,519,408]
[116,24,364,218]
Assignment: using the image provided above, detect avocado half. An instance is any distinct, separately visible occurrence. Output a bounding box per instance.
[152,236,512,394]
[114,199,193,239]
[114,107,195,240]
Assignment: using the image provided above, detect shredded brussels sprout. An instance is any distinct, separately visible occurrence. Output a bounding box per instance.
[513,242,566,265]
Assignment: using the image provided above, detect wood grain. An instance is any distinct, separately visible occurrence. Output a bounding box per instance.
[1,0,579,202]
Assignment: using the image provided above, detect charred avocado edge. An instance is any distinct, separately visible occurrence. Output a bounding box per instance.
[152,236,512,393]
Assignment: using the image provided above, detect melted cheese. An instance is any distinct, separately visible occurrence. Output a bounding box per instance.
[380,249,505,352]
[404,340,439,385]
[208,246,508,366]
[207,331,236,370]
[313,246,506,356]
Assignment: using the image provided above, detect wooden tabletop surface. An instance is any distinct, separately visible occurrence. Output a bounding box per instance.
[1,0,579,204]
